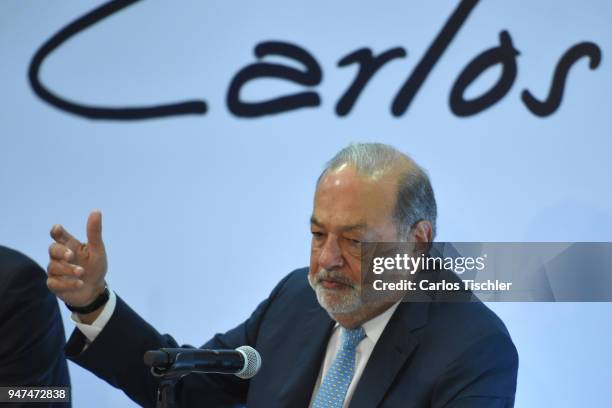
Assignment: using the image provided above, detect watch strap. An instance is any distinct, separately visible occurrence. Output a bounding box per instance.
[65,285,110,314]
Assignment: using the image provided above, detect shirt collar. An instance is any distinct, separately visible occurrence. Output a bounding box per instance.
[333,301,402,344]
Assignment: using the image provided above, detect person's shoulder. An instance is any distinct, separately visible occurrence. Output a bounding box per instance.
[421,300,516,363]
[0,245,47,298]
[0,246,69,388]
[428,300,511,338]
[0,245,44,274]
[263,267,318,311]
[270,267,311,297]
[399,300,518,377]
[282,266,310,286]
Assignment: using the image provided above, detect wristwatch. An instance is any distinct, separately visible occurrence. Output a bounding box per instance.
[65,285,110,314]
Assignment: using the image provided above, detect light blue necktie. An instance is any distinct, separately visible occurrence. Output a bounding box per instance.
[312,326,366,408]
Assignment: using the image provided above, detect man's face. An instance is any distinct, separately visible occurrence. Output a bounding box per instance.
[308,164,399,316]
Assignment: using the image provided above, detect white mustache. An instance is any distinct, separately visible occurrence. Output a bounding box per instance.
[314,269,356,288]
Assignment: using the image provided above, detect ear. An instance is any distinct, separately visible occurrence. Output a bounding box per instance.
[410,220,433,244]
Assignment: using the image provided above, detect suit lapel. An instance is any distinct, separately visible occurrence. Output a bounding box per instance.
[277,304,334,407]
[349,302,430,408]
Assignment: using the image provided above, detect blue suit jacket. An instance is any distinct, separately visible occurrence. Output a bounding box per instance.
[66,268,518,407]
[0,245,71,408]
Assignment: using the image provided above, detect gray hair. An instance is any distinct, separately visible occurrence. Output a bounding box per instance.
[320,143,437,239]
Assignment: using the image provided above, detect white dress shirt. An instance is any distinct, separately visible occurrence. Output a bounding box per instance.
[71,289,116,342]
[308,301,400,408]
[72,290,401,407]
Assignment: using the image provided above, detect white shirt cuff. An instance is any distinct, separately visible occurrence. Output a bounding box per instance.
[71,289,117,343]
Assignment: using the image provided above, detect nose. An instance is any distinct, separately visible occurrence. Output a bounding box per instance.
[318,235,344,270]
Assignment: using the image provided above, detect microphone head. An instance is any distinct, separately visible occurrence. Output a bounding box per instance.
[235,346,262,379]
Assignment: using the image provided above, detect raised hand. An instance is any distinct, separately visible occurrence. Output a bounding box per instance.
[47,210,108,314]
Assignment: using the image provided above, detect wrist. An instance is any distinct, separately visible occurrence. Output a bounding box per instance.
[76,306,105,325]
[65,283,109,316]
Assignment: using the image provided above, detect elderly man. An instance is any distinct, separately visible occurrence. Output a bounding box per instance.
[47,143,518,407]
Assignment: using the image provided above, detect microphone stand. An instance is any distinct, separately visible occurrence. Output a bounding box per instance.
[156,377,178,408]
[153,367,186,408]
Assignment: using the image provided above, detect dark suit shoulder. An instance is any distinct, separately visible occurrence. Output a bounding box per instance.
[0,246,70,390]
[261,267,319,314]
[0,246,46,286]
[272,267,311,295]
[421,302,518,404]
[427,301,511,342]
[413,300,518,383]
[0,246,48,309]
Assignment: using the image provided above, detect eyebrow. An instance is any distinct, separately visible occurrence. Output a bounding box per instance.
[310,216,367,232]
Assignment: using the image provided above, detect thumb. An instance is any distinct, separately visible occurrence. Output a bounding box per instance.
[86,209,104,251]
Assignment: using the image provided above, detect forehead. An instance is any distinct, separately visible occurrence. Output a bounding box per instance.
[312,165,398,229]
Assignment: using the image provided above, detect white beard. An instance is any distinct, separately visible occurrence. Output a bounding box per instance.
[308,268,364,314]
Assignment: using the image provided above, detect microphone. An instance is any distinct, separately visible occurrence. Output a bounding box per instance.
[144,346,262,379]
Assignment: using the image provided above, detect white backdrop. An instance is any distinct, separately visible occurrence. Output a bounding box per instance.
[1,1,611,406]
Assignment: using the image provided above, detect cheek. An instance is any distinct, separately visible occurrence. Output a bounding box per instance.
[309,251,319,275]
[345,259,362,283]
[309,241,323,264]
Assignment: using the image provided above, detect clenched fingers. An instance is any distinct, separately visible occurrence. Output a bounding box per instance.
[47,258,84,294]
[50,224,81,253]
[47,275,84,293]
[49,242,74,261]
[47,259,84,278]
